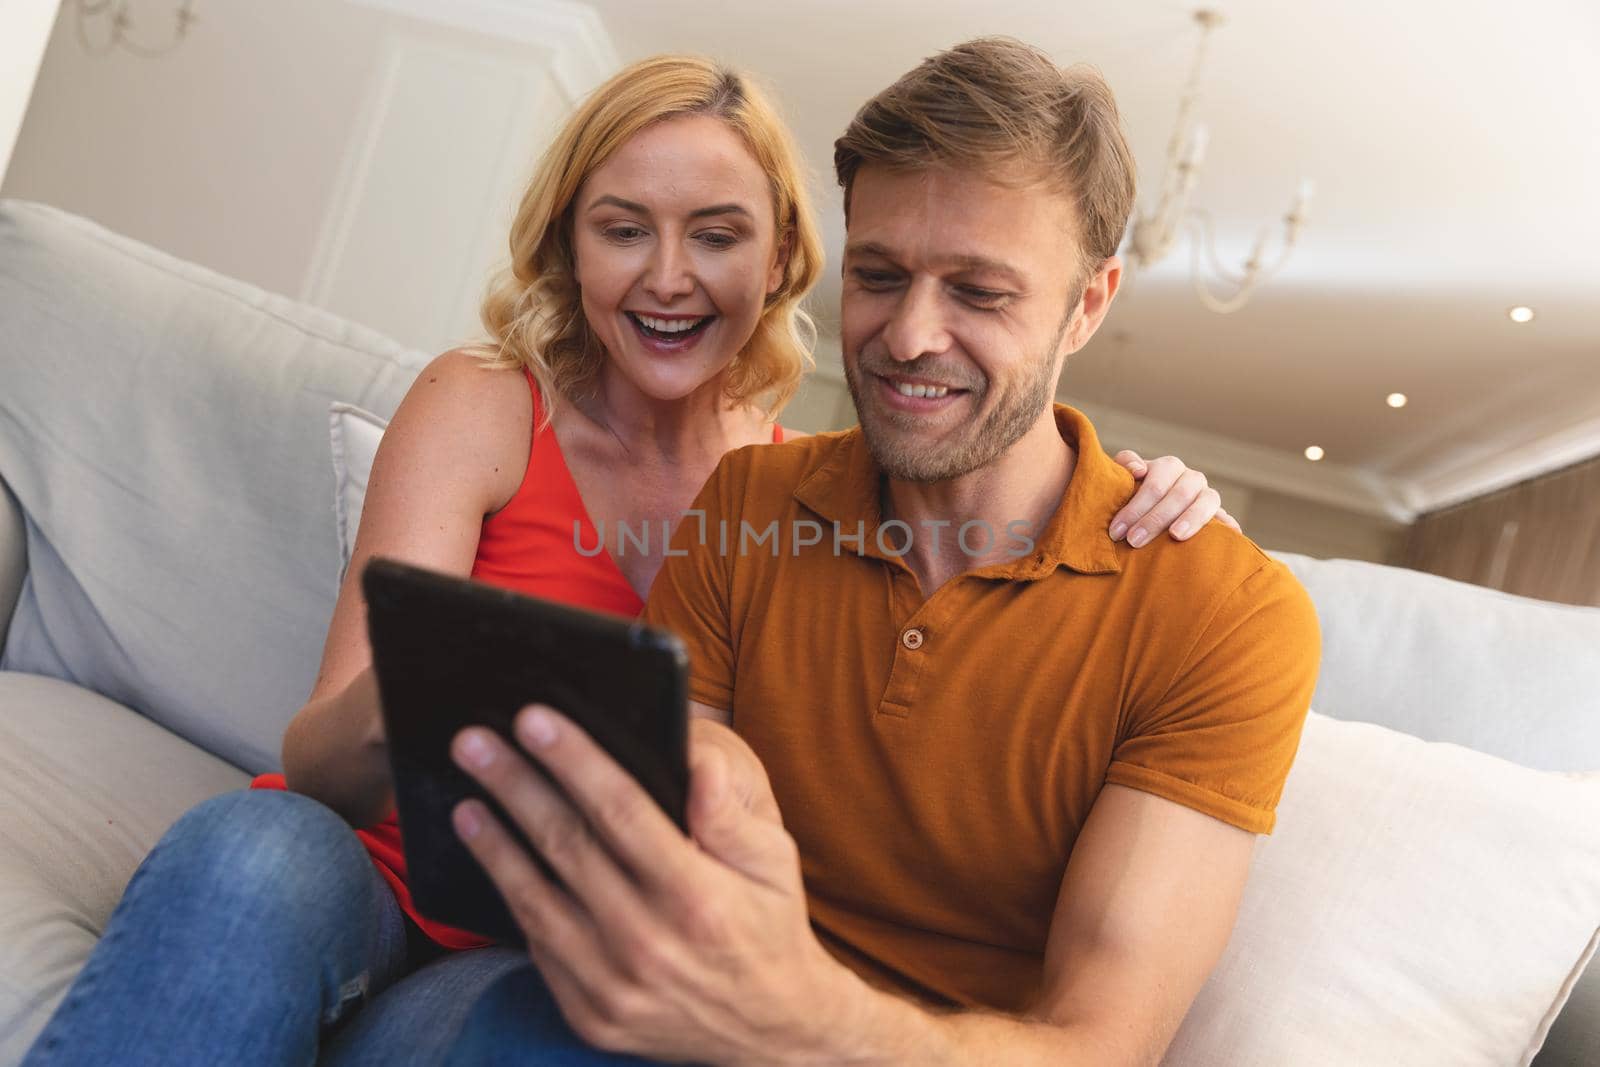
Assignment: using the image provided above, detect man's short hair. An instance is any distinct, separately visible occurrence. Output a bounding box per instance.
[833,36,1138,278]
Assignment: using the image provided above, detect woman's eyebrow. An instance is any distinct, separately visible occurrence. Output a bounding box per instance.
[584,195,752,222]
[687,203,753,220]
[587,194,649,214]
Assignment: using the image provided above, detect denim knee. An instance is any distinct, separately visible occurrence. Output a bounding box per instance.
[20,793,404,1067]
[146,789,373,921]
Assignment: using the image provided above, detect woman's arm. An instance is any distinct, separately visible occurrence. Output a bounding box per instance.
[281,351,530,827]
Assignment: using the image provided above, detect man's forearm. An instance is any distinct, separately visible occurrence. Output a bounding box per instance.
[792,976,1130,1067]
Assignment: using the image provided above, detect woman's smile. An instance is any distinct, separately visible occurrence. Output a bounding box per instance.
[625,311,718,354]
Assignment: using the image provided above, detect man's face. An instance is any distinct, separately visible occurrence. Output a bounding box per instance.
[840,164,1114,483]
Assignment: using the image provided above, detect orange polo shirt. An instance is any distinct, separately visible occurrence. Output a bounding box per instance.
[642,405,1320,1012]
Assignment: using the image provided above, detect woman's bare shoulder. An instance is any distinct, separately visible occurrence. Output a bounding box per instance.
[400,349,530,425]
[382,348,533,509]
[410,348,530,403]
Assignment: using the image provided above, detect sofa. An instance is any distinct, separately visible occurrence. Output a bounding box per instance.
[1,199,1596,1065]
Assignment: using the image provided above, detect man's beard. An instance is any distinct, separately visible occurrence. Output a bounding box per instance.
[844,330,1064,484]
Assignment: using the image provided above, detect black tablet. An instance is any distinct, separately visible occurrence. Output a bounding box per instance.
[361,556,690,944]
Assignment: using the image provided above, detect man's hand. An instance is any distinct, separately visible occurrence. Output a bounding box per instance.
[449,706,863,1066]
[686,717,783,829]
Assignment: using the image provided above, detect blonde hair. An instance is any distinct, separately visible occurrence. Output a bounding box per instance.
[475,55,823,421]
[834,37,1137,284]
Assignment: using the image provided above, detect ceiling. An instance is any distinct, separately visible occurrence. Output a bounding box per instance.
[580,0,1600,518]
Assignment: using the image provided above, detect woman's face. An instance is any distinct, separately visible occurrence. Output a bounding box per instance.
[572,115,788,406]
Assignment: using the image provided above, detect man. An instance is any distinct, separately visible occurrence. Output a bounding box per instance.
[448,37,1320,1064]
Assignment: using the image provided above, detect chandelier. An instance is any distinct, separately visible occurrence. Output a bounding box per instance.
[74,1,198,58]
[1127,10,1313,314]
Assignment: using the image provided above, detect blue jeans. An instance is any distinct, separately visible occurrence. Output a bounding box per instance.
[22,790,659,1066]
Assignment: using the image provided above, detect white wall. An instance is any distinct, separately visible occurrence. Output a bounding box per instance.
[298,37,567,353]
[1244,489,1407,565]
[5,1,387,300]
[2,0,612,354]
[0,0,60,184]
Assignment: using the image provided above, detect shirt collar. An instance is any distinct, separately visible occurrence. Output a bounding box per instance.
[793,404,1129,579]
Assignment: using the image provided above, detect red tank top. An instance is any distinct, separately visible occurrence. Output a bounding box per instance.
[255,369,782,950]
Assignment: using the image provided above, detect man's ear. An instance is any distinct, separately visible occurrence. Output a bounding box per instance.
[1062,254,1123,355]
[767,230,794,299]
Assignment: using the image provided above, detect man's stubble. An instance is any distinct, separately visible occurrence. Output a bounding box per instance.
[843,295,1077,484]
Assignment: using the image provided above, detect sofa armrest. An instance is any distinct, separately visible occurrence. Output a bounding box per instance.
[0,472,25,657]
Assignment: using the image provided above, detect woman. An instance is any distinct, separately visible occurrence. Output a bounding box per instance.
[23,55,1230,1066]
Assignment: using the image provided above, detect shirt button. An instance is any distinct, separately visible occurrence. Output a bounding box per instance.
[901,628,925,651]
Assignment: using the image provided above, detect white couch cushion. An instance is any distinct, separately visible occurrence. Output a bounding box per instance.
[0,672,249,1063]
[1164,712,1600,1067]
[330,403,387,580]
[0,200,430,772]
[1271,552,1600,773]
[1271,553,1600,1064]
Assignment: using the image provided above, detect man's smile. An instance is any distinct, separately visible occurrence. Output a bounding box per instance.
[875,373,972,414]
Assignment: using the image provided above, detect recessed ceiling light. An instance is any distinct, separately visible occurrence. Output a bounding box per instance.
[1508,305,1535,323]
[1304,445,1325,462]
[1387,393,1408,409]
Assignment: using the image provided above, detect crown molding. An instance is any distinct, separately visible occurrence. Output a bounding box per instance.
[1060,396,1416,522]
[1389,408,1600,515]
[1048,397,1600,524]
[344,0,618,100]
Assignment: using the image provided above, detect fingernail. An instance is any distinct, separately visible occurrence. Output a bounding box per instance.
[1109,521,1129,542]
[456,730,495,770]
[1128,527,1149,548]
[1171,521,1191,539]
[518,708,557,750]
[454,802,482,840]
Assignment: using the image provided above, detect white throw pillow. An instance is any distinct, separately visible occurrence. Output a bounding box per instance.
[329,402,388,579]
[1164,712,1600,1066]
[1271,552,1600,772]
